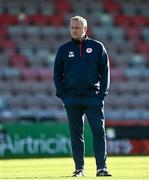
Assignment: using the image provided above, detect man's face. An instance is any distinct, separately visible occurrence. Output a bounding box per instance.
[70,20,87,40]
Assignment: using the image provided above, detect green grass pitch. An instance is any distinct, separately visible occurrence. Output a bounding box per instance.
[0,156,149,179]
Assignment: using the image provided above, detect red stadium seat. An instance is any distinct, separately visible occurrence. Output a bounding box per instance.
[26,15,65,26]
[115,15,148,28]
[132,15,147,27]
[103,0,121,15]
[125,27,141,41]
[115,15,132,27]
[0,39,16,50]
[47,14,65,26]
[10,53,28,68]
[38,69,53,81]
[21,68,40,81]
[27,15,49,25]
[136,42,149,54]
[111,68,126,81]
[0,27,8,39]
[54,0,72,14]
[0,14,19,26]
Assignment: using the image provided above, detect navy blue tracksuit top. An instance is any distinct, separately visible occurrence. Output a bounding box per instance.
[54,37,110,100]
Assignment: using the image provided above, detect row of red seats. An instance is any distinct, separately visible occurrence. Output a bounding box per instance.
[115,15,149,27]
[0,14,65,26]
[1,39,148,61]
[0,0,72,14]
[0,14,148,27]
[21,68,53,81]
[1,66,149,83]
[103,0,148,16]
[0,68,53,82]
[111,67,149,82]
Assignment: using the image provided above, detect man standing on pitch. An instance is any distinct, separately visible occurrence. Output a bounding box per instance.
[54,16,111,177]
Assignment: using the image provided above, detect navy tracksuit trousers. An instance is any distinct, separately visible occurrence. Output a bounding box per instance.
[63,96,107,170]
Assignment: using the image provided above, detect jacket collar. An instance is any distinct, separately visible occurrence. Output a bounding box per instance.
[72,35,88,44]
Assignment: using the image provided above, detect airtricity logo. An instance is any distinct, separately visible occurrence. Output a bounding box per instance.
[68,51,74,57]
[0,133,71,156]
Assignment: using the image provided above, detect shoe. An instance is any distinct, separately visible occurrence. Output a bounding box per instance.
[96,169,112,176]
[72,169,84,177]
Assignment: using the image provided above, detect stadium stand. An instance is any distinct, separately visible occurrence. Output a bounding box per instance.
[0,0,149,123]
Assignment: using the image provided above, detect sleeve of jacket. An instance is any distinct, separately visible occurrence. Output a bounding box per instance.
[54,47,65,99]
[98,44,110,100]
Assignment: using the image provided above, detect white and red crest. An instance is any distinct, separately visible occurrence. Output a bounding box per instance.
[86,48,93,53]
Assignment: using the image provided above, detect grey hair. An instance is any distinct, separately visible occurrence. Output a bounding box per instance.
[70,16,87,27]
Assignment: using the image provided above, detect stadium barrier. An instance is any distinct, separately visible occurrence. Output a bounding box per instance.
[0,122,149,158]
